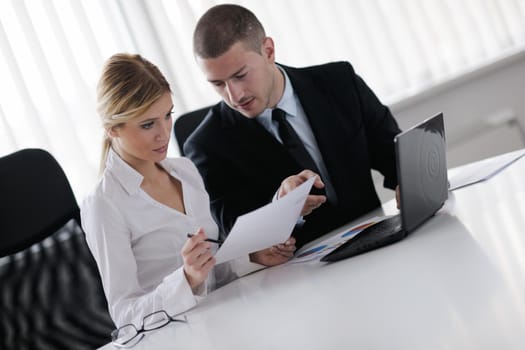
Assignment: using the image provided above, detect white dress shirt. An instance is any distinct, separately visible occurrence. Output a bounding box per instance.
[81,148,262,327]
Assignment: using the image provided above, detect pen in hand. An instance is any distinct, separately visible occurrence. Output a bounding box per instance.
[186,233,223,245]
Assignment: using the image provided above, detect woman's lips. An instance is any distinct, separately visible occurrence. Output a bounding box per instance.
[154,144,168,153]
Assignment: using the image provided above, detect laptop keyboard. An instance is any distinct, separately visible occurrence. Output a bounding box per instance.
[321,215,404,262]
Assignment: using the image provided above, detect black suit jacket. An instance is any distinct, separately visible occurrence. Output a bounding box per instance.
[184,61,401,247]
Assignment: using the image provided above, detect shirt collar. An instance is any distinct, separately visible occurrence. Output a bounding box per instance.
[105,148,177,196]
[257,66,298,121]
[275,66,298,117]
[106,148,144,195]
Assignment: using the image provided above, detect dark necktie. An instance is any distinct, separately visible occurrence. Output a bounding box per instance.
[272,108,320,175]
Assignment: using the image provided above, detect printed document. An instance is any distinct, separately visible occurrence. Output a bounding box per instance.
[289,216,384,263]
[214,177,315,264]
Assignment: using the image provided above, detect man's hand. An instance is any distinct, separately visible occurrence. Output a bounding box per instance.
[249,237,297,266]
[279,170,326,216]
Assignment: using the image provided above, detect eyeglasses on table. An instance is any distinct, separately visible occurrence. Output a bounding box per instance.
[111,310,187,348]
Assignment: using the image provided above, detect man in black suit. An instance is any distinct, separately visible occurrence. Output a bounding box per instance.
[185,4,401,248]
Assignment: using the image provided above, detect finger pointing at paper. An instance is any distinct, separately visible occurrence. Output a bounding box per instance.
[279,170,326,216]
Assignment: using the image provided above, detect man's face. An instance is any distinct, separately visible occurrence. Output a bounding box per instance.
[196,39,279,118]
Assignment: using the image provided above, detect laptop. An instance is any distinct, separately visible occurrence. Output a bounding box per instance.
[321,112,448,262]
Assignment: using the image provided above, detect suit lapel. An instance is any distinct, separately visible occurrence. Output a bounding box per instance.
[220,104,303,182]
[283,66,351,192]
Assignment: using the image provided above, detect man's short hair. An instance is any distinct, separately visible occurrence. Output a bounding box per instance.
[193,4,266,59]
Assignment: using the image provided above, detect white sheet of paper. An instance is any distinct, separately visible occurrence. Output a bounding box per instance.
[214,177,315,264]
[448,149,525,191]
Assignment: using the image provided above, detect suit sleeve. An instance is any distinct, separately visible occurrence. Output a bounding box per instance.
[184,133,270,236]
[345,63,401,189]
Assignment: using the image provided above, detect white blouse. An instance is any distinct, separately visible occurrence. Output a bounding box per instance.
[81,148,262,327]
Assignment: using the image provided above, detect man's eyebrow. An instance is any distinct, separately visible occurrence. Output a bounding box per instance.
[208,65,247,83]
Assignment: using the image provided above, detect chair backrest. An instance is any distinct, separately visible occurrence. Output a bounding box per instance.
[0,148,114,349]
[173,106,212,156]
[0,148,79,257]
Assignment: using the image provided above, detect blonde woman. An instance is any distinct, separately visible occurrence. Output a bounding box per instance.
[81,54,300,328]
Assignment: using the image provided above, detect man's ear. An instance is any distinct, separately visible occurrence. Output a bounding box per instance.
[262,37,275,62]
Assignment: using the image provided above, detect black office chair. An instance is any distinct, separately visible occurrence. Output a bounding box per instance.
[0,149,114,350]
[173,106,212,156]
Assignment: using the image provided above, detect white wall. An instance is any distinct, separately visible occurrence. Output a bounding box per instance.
[374,50,525,203]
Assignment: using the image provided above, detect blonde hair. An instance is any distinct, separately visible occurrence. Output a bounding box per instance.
[96,53,171,173]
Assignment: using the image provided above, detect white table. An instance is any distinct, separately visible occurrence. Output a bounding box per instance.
[99,150,525,350]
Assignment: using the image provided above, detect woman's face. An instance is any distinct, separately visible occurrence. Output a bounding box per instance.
[109,92,174,168]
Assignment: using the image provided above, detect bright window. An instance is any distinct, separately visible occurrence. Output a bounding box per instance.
[1,0,525,200]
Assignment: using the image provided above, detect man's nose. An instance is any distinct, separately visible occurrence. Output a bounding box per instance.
[225,81,243,102]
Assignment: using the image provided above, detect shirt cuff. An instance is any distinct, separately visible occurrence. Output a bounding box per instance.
[158,267,200,316]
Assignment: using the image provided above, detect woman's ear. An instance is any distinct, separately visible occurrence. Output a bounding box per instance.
[107,126,118,138]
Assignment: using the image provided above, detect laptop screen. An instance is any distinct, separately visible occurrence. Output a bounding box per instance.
[395,112,448,233]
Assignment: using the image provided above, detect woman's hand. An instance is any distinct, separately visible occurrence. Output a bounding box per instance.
[181,228,216,290]
[249,236,297,266]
